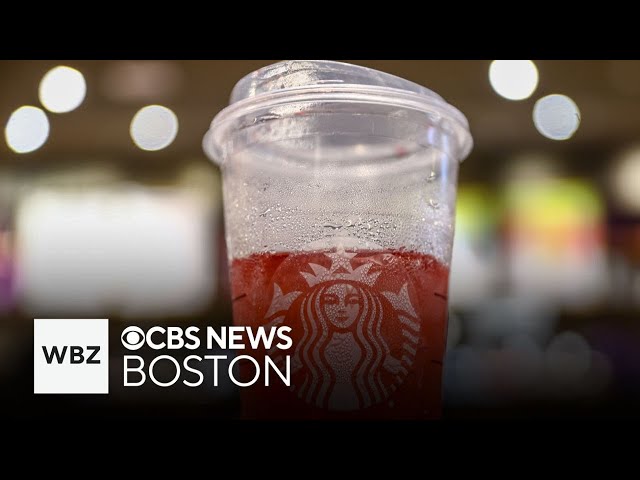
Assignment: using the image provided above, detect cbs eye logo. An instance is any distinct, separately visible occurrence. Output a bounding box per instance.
[121,326,145,351]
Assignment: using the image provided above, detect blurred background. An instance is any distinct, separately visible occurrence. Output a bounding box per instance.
[1,60,639,418]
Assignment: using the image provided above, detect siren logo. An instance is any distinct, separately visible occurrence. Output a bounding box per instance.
[266,246,421,411]
[34,319,109,394]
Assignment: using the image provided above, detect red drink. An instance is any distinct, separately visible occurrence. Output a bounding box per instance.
[231,247,449,419]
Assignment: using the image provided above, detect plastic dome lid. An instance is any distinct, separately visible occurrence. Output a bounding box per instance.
[204,60,473,162]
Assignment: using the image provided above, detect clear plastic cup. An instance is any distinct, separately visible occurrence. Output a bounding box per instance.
[204,60,472,419]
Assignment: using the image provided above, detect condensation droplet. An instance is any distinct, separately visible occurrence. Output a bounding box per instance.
[323,222,342,230]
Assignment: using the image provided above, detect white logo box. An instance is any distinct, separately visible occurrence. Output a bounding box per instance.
[34,319,109,394]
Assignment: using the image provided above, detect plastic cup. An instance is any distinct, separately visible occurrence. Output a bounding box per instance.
[204,60,472,419]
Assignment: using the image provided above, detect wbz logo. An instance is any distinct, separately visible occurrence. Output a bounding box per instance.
[42,345,101,365]
[34,319,109,394]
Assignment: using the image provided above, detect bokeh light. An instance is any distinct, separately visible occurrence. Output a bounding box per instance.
[533,94,581,140]
[4,106,50,153]
[489,60,539,100]
[610,146,640,214]
[39,66,87,113]
[130,105,178,151]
